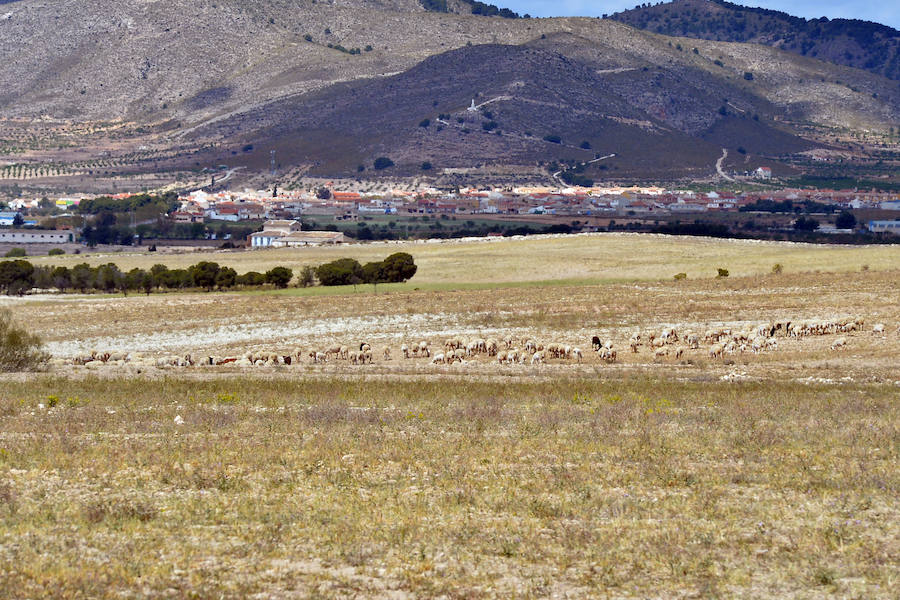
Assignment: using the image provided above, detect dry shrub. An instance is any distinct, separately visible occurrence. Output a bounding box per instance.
[83,497,157,524]
[0,309,49,371]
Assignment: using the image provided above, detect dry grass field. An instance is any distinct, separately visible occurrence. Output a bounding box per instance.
[25,232,900,286]
[2,234,899,598]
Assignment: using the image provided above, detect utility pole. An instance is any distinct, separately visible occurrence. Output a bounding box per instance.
[270,150,277,177]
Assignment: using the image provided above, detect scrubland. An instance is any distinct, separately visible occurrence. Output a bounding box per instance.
[1,234,899,598]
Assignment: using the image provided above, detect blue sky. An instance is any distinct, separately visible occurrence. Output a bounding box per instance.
[501,1,900,29]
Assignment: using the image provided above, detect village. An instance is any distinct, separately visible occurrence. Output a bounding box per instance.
[2,179,900,247]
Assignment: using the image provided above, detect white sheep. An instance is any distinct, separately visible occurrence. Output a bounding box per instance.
[830,337,847,350]
[872,323,885,336]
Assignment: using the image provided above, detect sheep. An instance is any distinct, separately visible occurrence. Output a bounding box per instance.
[687,333,700,350]
[830,337,847,350]
[873,323,885,336]
[654,347,669,360]
[401,344,410,359]
[629,339,639,353]
[497,350,507,364]
[348,351,360,364]
[486,339,499,356]
[431,353,445,364]
[708,344,724,359]
[600,347,617,363]
[572,348,583,363]
[531,350,545,365]
[674,347,685,359]
[524,339,537,353]
[417,341,430,357]
[591,335,602,351]
[308,351,327,363]
[383,347,391,361]
[324,346,342,360]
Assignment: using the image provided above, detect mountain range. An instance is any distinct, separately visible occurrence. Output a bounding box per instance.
[0,0,897,186]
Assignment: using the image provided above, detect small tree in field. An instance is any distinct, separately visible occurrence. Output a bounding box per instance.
[265,266,293,288]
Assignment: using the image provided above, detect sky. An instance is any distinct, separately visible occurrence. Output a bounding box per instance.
[501,1,900,30]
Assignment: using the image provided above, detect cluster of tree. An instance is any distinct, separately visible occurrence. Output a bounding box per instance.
[739,199,838,214]
[421,0,524,18]
[0,260,293,296]
[314,253,417,287]
[76,192,180,215]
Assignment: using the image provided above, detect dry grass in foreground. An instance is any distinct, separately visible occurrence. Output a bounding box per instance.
[0,376,897,598]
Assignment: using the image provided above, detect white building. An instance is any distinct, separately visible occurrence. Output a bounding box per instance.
[0,229,74,244]
[249,219,302,247]
[867,220,900,234]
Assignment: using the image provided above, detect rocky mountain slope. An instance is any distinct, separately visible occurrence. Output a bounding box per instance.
[0,0,898,182]
[610,0,900,81]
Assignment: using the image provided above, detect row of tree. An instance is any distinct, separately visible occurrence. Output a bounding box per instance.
[0,260,293,296]
[314,253,417,287]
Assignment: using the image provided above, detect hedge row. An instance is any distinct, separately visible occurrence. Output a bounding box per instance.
[0,260,292,296]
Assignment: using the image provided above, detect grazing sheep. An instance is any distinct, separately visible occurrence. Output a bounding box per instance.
[572,348,583,362]
[708,344,724,359]
[383,347,391,361]
[531,350,545,365]
[486,339,499,356]
[687,333,700,350]
[431,353,445,364]
[348,351,360,365]
[873,323,885,336]
[417,341,430,357]
[675,347,685,359]
[497,350,507,364]
[830,337,847,350]
[401,344,410,359]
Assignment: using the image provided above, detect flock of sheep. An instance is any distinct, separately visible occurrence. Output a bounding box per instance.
[60,317,897,371]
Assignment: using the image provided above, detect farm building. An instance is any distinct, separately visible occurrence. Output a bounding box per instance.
[0,229,74,244]
[250,220,302,247]
[271,231,345,247]
[867,220,900,234]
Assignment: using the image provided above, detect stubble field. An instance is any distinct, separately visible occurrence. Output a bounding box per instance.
[1,233,898,598]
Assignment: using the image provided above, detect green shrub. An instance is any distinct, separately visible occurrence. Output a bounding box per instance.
[373,157,394,170]
[4,248,26,258]
[48,248,65,256]
[265,266,293,288]
[772,263,783,274]
[0,309,49,371]
[717,268,729,278]
[673,272,687,281]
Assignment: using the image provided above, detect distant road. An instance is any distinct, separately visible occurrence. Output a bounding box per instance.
[716,148,735,182]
